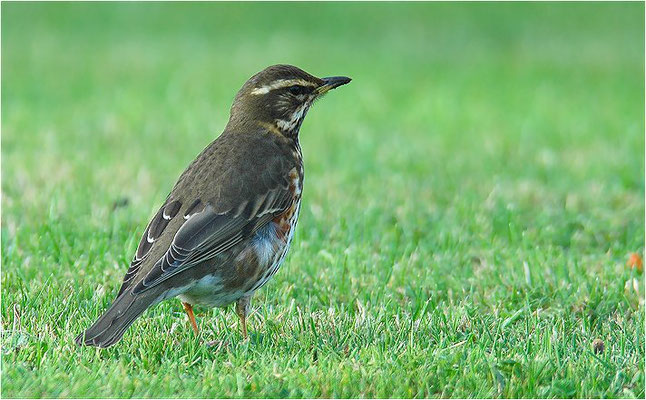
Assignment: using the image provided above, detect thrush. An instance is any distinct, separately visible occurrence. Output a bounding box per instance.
[76,64,351,348]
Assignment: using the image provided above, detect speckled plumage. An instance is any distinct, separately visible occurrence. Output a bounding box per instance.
[76,65,350,348]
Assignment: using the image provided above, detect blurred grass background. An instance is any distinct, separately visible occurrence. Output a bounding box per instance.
[2,2,644,398]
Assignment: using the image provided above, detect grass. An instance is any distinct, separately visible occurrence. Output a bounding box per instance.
[1,2,644,398]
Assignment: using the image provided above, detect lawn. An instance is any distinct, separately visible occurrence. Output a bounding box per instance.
[1,2,644,398]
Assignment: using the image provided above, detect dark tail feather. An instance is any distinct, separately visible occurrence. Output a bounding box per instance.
[76,290,159,348]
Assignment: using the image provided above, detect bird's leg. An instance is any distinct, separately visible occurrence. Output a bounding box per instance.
[235,296,251,339]
[182,302,199,335]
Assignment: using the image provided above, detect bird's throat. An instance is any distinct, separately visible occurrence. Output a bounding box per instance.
[257,120,303,140]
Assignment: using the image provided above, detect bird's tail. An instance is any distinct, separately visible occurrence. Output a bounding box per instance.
[75,290,159,348]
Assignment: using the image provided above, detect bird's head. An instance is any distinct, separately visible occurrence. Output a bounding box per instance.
[228,64,351,138]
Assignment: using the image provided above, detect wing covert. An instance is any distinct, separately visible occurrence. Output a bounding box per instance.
[119,132,297,296]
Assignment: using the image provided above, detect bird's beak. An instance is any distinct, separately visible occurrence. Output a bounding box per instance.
[317,76,352,95]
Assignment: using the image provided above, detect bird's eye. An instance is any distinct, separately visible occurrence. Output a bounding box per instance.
[288,85,305,95]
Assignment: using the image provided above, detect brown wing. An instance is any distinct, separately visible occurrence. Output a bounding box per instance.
[117,134,295,296]
[132,187,292,294]
[117,199,184,296]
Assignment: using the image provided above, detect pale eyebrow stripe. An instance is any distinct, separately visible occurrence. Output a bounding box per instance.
[250,79,317,95]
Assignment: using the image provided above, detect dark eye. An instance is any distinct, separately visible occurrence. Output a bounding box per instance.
[288,85,306,95]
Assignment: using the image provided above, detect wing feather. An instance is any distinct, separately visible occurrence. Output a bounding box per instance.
[131,184,293,294]
[132,194,288,294]
[118,132,297,296]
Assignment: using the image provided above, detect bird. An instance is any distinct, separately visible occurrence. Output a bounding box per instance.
[76,64,351,348]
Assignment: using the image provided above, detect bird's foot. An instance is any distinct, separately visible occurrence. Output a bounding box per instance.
[235,296,251,340]
[182,302,200,335]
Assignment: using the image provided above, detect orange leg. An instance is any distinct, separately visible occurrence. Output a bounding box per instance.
[182,302,199,335]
